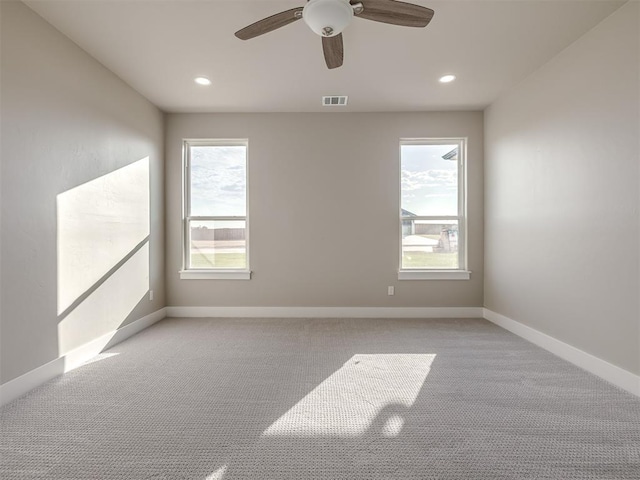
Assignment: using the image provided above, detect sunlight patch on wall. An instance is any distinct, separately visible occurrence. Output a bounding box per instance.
[57,157,150,314]
[58,242,149,355]
[262,354,435,437]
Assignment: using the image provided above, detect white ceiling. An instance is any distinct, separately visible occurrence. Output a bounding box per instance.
[24,0,624,113]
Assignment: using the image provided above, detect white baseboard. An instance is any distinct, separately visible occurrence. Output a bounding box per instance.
[0,308,167,407]
[0,356,66,408]
[166,306,484,319]
[7,306,633,405]
[483,308,640,397]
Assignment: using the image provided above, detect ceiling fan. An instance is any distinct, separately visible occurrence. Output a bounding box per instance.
[235,0,434,69]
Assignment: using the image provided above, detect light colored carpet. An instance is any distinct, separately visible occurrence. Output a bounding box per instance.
[1,317,639,479]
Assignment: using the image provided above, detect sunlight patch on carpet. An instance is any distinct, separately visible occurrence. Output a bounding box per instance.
[262,354,436,437]
[205,465,227,480]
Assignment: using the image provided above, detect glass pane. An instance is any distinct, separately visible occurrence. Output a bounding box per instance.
[190,220,247,269]
[190,145,246,217]
[402,221,459,269]
[401,144,458,217]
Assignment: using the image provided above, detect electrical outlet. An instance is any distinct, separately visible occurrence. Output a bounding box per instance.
[387,286,394,296]
[149,290,154,301]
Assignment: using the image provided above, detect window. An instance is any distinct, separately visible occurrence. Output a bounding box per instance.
[180,139,250,280]
[399,138,469,280]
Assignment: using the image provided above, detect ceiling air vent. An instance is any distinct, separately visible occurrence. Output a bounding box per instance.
[322,95,348,106]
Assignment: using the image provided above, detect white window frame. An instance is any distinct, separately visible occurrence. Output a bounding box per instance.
[179,139,251,280]
[398,138,470,280]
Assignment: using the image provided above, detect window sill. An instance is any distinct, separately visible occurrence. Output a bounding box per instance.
[398,270,471,280]
[179,270,252,280]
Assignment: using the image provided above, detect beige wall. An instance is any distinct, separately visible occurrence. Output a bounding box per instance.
[1,1,165,384]
[484,2,639,374]
[166,112,483,307]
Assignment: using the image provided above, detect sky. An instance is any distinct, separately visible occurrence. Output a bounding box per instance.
[189,143,458,224]
[401,144,458,217]
[190,145,247,218]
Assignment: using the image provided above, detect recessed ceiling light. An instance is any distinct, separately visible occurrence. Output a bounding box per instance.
[439,74,456,83]
[194,76,211,86]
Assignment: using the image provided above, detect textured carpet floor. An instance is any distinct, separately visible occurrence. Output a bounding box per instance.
[1,317,639,479]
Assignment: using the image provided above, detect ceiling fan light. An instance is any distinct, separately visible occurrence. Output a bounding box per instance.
[303,0,354,37]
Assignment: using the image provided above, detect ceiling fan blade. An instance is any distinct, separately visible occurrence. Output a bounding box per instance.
[355,0,434,27]
[235,7,304,40]
[322,34,344,69]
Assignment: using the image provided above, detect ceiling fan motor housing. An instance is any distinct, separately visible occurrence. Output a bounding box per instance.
[303,0,354,37]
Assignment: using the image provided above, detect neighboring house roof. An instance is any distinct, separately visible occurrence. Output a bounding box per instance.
[401,208,417,217]
[442,148,458,161]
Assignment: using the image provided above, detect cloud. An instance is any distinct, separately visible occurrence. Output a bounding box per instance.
[220,181,245,193]
[424,193,451,198]
[401,169,457,191]
[190,146,247,216]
